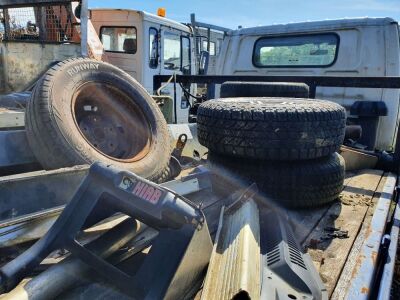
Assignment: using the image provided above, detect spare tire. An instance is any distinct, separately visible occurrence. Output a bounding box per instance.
[26,58,171,181]
[220,81,309,98]
[197,98,346,161]
[208,152,345,209]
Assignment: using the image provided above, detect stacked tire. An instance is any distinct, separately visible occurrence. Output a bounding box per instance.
[197,97,347,209]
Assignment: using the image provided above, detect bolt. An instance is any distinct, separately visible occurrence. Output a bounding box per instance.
[123,177,133,188]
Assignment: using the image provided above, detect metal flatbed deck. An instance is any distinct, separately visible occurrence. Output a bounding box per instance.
[187,168,395,299]
[294,170,391,299]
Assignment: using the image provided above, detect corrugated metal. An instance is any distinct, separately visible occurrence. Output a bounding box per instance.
[201,199,260,300]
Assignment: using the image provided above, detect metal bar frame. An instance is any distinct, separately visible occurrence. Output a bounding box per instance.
[189,13,231,34]
[80,0,88,57]
[190,14,199,71]
[0,0,74,8]
[0,0,88,56]
[0,0,82,45]
[153,75,400,92]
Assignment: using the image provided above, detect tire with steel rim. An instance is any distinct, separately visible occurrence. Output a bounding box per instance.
[26,58,171,181]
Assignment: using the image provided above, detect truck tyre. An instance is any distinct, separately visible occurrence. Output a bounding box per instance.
[208,152,345,208]
[220,82,309,98]
[197,98,346,160]
[26,58,171,181]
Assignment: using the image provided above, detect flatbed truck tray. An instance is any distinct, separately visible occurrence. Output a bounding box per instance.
[0,166,397,299]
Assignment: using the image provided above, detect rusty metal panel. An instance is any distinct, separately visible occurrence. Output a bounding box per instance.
[345,173,397,299]
[201,198,260,300]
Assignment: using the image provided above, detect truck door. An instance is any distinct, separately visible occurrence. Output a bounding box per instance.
[141,24,161,94]
[160,27,191,124]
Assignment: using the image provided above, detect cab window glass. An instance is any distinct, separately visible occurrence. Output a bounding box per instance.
[181,36,191,74]
[253,33,338,67]
[163,32,181,70]
[202,40,216,56]
[0,10,4,40]
[100,27,137,54]
[216,39,223,55]
[149,28,159,68]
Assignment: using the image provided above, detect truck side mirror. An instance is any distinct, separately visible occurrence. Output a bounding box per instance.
[199,51,209,75]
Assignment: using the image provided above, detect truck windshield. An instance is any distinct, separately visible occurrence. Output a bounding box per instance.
[163,32,181,70]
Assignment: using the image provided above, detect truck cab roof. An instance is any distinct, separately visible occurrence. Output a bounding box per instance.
[89,8,192,34]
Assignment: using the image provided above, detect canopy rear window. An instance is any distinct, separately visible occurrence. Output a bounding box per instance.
[253,33,339,68]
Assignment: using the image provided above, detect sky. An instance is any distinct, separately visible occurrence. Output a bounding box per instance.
[90,0,400,29]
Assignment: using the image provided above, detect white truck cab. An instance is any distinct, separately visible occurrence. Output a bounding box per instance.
[90,9,197,124]
[217,17,400,152]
